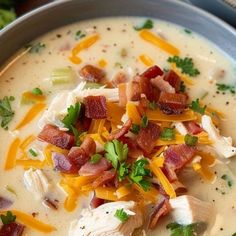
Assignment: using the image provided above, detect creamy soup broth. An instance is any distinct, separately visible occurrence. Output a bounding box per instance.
[0,17,236,235]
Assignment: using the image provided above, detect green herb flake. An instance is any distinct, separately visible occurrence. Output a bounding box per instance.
[184,28,192,34]
[104,140,128,169]
[141,115,148,128]
[62,102,81,130]
[167,56,200,77]
[148,101,157,110]
[0,211,16,225]
[0,96,15,130]
[130,124,140,135]
[189,98,206,114]
[118,162,130,181]
[32,87,43,96]
[28,42,46,54]
[216,83,236,94]
[71,126,86,147]
[232,233,236,236]
[90,154,102,164]
[221,174,233,187]
[6,185,17,196]
[166,222,198,236]
[75,30,86,40]
[160,127,175,141]
[129,159,152,191]
[180,81,186,93]
[184,134,198,146]
[84,82,103,89]
[29,148,38,157]
[0,9,16,29]
[133,19,153,31]
[114,208,129,222]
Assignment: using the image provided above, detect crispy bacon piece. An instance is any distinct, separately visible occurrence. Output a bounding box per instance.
[149,199,171,229]
[0,197,13,210]
[92,170,116,188]
[43,197,58,210]
[84,95,107,119]
[118,81,141,106]
[68,147,89,170]
[151,76,175,94]
[38,124,74,149]
[158,92,187,114]
[80,137,96,157]
[90,194,104,209]
[52,152,78,174]
[137,97,149,116]
[108,119,132,141]
[79,158,112,176]
[0,222,25,236]
[163,144,196,182]
[185,121,203,135]
[79,65,105,83]
[141,65,164,79]
[163,70,181,92]
[137,122,161,154]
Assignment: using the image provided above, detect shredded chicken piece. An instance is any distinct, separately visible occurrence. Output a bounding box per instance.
[172,122,188,135]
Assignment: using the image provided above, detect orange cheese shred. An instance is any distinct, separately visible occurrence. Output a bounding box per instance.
[133,184,158,203]
[116,185,132,199]
[171,64,194,85]
[15,103,46,130]
[0,210,56,233]
[15,159,45,169]
[4,138,21,170]
[139,30,180,56]
[21,91,46,103]
[126,102,141,124]
[98,59,107,68]
[139,54,154,66]
[19,135,35,150]
[95,187,118,201]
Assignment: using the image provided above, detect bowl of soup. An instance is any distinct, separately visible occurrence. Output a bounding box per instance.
[0,0,236,235]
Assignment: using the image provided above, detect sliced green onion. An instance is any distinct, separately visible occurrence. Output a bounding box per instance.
[29,148,38,157]
[130,124,140,134]
[90,154,102,164]
[32,87,43,95]
[141,115,148,128]
[160,128,175,141]
[50,67,75,84]
[184,134,198,146]
[148,101,157,110]
[84,82,103,89]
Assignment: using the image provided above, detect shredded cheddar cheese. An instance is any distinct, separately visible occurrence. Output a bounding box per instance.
[139,54,154,66]
[95,187,118,201]
[98,59,107,68]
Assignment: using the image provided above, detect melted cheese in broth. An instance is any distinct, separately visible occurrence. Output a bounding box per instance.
[0,17,236,236]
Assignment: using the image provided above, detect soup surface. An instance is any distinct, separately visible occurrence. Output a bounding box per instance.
[0,17,236,236]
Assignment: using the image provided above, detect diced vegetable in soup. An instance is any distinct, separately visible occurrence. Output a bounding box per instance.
[0,17,236,236]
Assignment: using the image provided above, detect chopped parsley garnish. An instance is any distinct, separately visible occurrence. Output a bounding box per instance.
[75,30,86,40]
[62,102,81,130]
[32,87,43,96]
[118,163,130,181]
[141,115,148,128]
[180,81,186,93]
[104,140,128,170]
[167,56,200,77]
[29,148,38,157]
[0,211,16,225]
[90,154,102,164]
[216,83,236,94]
[160,127,175,141]
[166,222,198,236]
[189,98,206,114]
[129,159,152,191]
[221,174,233,187]
[71,126,86,147]
[184,28,192,34]
[184,134,198,146]
[28,42,46,53]
[0,8,16,29]
[114,208,129,222]
[148,101,157,110]
[232,233,236,236]
[133,19,153,31]
[0,96,15,130]
[130,124,140,135]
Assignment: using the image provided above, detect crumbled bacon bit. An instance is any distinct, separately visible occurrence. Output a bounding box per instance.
[151,76,175,94]
[80,137,96,157]
[185,121,203,135]
[0,222,25,236]
[137,97,149,116]
[163,70,181,92]
[79,65,105,83]
[141,65,164,79]
[149,199,171,229]
[38,124,74,149]
[68,147,89,170]
[79,158,112,176]
[158,91,187,114]
[137,122,161,154]
[90,194,104,209]
[43,197,58,210]
[84,96,107,119]
[0,196,13,210]
[92,169,116,188]
[163,144,196,182]
[108,119,132,140]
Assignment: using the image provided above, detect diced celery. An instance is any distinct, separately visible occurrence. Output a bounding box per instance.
[84,82,104,89]
[50,67,76,85]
